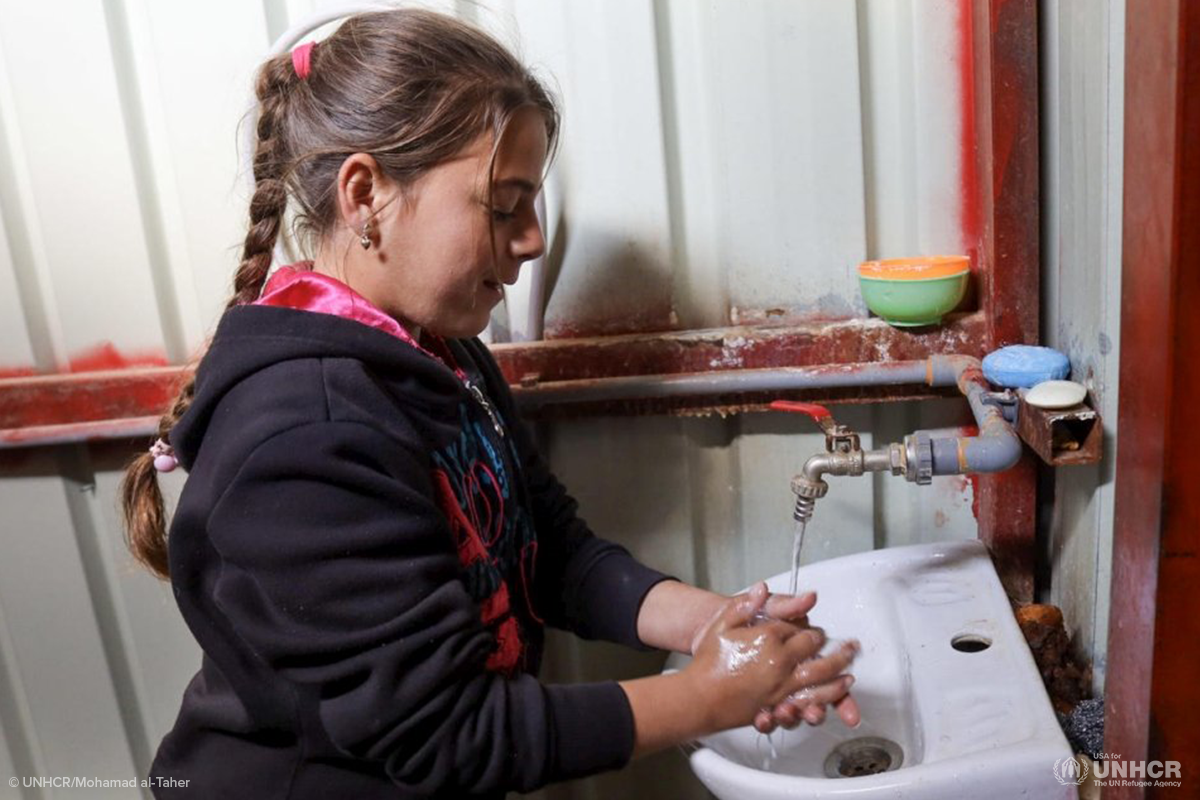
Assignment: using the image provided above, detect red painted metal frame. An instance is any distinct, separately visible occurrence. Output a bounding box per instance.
[965,0,1040,602]
[1105,0,1200,794]
[1,315,991,438]
[490,314,989,383]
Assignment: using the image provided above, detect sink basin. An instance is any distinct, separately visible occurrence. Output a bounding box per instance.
[664,540,1078,799]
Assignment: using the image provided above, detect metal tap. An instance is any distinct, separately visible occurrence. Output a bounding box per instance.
[770,401,908,525]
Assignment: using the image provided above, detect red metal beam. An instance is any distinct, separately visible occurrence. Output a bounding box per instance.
[0,367,188,435]
[489,313,988,383]
[1106,0,1200,793]
[967,0,1040,602]
[0,315,988,442]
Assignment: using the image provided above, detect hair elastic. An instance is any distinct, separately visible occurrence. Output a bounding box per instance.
[292,42,316,80]
[150,438,178,473]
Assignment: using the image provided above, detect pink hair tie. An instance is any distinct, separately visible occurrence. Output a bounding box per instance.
[292,42,317,80]
[150,438,178,473]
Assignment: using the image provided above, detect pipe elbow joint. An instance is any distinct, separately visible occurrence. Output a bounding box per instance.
[963,431,1023,474]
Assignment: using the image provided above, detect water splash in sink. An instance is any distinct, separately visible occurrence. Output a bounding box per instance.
[757,729,783,770]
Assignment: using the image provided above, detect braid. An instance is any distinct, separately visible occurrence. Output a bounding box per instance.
[119,372,195,580]
[229,55,295,308]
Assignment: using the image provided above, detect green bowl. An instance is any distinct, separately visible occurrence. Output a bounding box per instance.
[859,272,968,327]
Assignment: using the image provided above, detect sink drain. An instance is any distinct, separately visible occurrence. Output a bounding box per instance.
[824,736,904,778]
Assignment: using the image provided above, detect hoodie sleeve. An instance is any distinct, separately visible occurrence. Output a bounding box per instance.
[205,420,635,795]
[462,340,678,650]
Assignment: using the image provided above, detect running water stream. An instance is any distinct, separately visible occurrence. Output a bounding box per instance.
[788,518,809,596]
[758,518,811,771]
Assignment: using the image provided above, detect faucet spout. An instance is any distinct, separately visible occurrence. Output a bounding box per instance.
[791,444,905,523]
[772,355,1023,532]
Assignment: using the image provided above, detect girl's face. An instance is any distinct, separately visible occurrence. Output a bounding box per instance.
[343,107,549,339]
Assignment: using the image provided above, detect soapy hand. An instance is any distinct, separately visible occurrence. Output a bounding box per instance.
[683,582,858,734]
[749,589,861,733]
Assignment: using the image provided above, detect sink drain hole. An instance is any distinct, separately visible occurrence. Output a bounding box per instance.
[951,633,992,653]
[824,736,904,778]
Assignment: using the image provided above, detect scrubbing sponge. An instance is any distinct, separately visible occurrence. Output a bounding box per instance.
[1057,697,1105,759]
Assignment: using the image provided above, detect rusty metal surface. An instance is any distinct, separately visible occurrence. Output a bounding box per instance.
[1015,395,1103,467]
[977,0,1041,350]
[965,0,1040,602]
[491,313,988,384]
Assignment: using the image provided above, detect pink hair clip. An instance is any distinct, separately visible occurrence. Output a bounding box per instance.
[292,41,317,80]
[150,438,178,473]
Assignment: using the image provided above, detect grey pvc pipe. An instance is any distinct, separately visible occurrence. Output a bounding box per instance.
[511,352,1021,477]
[511,360,931,407]
[919,355,1022,475]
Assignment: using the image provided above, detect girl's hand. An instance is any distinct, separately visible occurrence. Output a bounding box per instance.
[681,583,857,733]
[753,671,862,733]
[756,590,818,627]
[748,588,862,733]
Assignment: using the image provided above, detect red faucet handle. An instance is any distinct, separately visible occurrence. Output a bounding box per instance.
[770,400,856,451]
[769,400,833,422]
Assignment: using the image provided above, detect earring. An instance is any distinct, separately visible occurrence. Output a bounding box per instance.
[359,220,372,250]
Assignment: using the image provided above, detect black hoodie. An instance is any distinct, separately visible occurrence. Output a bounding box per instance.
[148,304,674,799]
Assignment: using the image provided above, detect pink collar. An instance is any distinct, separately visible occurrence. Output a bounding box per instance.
[254,263,464,377]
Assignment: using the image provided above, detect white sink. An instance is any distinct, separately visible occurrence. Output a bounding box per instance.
[665,540,1078,800]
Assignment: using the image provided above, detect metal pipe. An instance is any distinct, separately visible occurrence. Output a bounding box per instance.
[785,355,1021,525]
[917,355,1022,476]
[512,360,931,408]
[513,353,1020,478]
[800,447,900,482]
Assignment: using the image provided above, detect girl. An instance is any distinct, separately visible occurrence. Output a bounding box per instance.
[121,9,859,799]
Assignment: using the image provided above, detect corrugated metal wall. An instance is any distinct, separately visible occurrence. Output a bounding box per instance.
[0,2,1023,798]
[1040,0,1124,695]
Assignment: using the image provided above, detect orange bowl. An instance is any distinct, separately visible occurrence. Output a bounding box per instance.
[858,256,970,281]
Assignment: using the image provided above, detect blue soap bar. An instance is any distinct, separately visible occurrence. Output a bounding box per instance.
[981,345,1071,388]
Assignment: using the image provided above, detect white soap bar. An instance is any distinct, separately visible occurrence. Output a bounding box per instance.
[1026,380,1087,409]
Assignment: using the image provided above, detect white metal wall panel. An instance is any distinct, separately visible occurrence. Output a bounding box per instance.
[1041,0,1124,695]
[119,0,276,359]
[524,0,679,337]
[0,450,142,797]
[703,1,869,324]
[0,2,166,372]
[0,2,1014,798]
[860,0,964,259]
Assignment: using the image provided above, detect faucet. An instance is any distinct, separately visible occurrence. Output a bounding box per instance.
[770,357,1024,527]
[770,401,909,525]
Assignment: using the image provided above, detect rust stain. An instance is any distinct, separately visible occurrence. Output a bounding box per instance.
[956,438,970,472]
[968,473,980,522]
